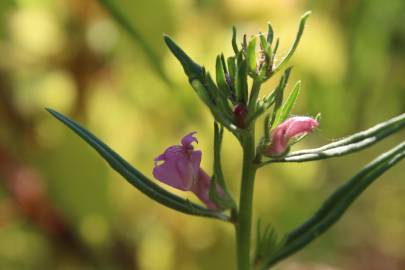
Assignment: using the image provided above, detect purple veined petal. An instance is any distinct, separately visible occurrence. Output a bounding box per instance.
[181,132,198,148]
[153,132,202,191]
[175,150,202,190]
[189,150,202,177]
[153,157,188,190]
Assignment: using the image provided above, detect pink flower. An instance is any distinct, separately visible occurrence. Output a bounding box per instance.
[153,132,219,209]
[265,116,319,156]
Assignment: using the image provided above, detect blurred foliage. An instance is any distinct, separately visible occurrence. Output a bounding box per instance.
[0,0,404,269]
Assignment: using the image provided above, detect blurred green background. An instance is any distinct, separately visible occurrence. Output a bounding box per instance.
[0,0,404,269]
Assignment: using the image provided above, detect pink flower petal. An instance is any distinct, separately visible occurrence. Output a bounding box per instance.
[175,150,201,190]
[153,132,222,209]
[153,133,201,191]
[191,169,218,210]
[153,157,187,190]
[284,117,319,138]
[266,116,319,156]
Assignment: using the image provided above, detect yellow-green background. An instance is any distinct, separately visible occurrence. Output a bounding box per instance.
[0,0,404,269]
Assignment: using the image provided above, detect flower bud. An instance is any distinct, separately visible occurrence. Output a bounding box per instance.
[233,104,248,128]
[265,116,319,156]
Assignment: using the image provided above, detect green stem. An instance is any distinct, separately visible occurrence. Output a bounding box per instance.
[236,129,257,270]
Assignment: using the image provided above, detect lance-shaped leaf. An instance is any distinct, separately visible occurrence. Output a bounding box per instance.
[272,38,280,60]
[261,113,405,165]
[235,60,248,104]
[190,80,236,133]
[261,141,405,269]
[47,109,231,222]
[204,72,234,121]
[267,22,274,44]
[272,80,301,127]
[259,33,272,59]
[190,79,214,108]
[257,33,271,81]
[246,37,257,74]
[227,56,237,86]
[272,11,311,74]
[237,48,244,67]
[97,0,171,85]
[215,55,232,98]
[163,37,236,133]
[209,123,236,210]
[164,35,204,82]
[232,26,239,54]
[269,67,292,126]
[220,54,234,98]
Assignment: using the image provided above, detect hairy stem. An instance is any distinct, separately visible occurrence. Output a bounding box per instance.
[236,129,257,270]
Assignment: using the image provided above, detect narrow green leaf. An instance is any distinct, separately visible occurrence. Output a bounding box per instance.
[97,0,171,85]
[259,33,267,50]
[259,33,272,59]
[163,35,204,82]
[227,56,237,86]
[161,39,234,129]
[221,54,235,98]
[273,80,301,127]
[272,38,280,59]
[272,11,311,74]
[185,69,233,127]
[247,37,257,74]
[189,80,238,135]
[247,78,263,117]
[209,123,235,209]
[47,109,231,222]
[216,55,231,97]
[232,26,239,54]
[204,73,233,121]
[270,67,292,126]
[204,72,222,101]
[263,142,405,268]
[267,22,274,44]
[220,54,228,74]
[242,34,248,52]
[262,90,277,111]
[190,79,213,107]
[213,123,225,186]
[235,60,249,103]
[236,49,244,66]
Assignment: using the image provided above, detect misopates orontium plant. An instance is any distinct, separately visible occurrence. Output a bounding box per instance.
[48,11,405,270]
